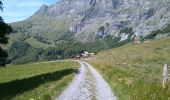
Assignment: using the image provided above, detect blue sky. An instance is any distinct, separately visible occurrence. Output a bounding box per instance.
[0,0,59,23]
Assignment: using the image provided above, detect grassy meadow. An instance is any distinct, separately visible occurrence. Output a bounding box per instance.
[88,37,170,100]
[0,61,79,100]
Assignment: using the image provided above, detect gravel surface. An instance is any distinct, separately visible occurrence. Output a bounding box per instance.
[57,61,117,100]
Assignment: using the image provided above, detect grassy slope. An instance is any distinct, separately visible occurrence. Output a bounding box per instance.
[25,37,54,48]
[88,37,170,100]
[0,33,21,49]
[0,61,79,100]
[6,17,73,49]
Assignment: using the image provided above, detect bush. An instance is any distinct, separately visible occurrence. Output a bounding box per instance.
[145,29,161,40]
[145,24,170,40]
[0,48,8,66]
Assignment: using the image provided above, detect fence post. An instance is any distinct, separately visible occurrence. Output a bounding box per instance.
[162,64,168,88]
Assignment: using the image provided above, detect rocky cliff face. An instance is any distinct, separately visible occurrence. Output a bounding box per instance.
[16,0,170,42]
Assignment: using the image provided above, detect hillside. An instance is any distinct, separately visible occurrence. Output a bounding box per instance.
[0,60,79,100]
[87,37,170,100]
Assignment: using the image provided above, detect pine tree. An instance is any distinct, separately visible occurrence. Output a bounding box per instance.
[0,0,12,67]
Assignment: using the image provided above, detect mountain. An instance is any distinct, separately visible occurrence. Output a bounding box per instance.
[6,0,170,64]
[11,0,170,42]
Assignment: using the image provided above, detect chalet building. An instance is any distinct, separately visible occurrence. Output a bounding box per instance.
[73,51,95,59]
[132,36,142,45]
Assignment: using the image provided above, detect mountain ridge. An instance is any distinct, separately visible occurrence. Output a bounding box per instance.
[16,0,170,42]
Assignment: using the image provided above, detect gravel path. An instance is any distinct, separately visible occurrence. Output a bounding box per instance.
[57,61,117,100]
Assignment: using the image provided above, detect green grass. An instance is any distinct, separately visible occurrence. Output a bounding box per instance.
[25,37,54,48]
[0,61,79,100]
[88,37,170,100]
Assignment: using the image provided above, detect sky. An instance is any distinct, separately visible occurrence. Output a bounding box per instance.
[0,0,59,23]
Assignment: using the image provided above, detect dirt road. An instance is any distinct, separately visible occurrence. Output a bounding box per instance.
[57,61,116,100]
